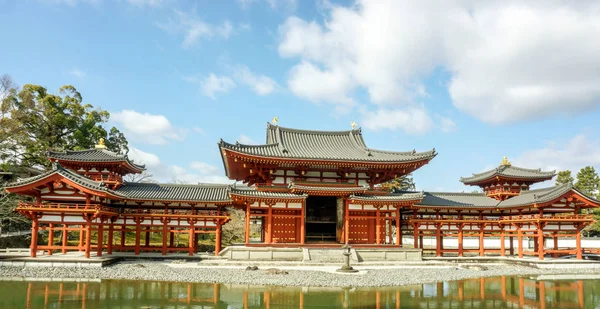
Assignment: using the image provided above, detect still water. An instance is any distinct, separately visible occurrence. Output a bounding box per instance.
[0,276,599,309]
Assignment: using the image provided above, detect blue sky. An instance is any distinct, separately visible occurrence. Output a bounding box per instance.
[1,0,599,192]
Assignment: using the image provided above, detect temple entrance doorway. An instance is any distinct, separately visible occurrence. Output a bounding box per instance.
[305,196,337,243]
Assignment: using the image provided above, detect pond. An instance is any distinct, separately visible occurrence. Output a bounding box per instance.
[0,276,598,308]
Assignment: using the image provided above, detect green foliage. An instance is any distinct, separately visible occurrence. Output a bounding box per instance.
[575,166,600,199]
[1,83,129,169]
[556,170,574,186]
[380,174,416,192]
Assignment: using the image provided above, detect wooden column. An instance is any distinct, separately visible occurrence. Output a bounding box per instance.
[188,225,195,256]
[375,207,381,245]
[169,231,174,248]
[344,199,350,244]
[517,226,523,258]
[300,202,305,244]
[267,206,273,244]
[62,224,68,254]
[413,223,419,249]
[47,223,54,255]
[395,208,401,246]
[79,225,84,251]
[537,225,545,260]
[120,226,126,251]
[458,224,464,257]
[84,220,92,258]
[30,217,39,258]
[576,225,583,260]
[435,223,442,257]
[162,219,168,256]
[107,222,114,255]
[553,232,559,258]
[509,236,514,256]
[479,224,485,257]
[135,219,141,255]
[145,229,150,247]
[500,228,506,257]
[244,204,250,245]
[215,221,222,256]
[97,220,104,257]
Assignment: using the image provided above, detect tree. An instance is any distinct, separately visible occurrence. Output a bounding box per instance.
[575,166,600,198]
[379,174,416,192]
[124,171,156,183]
[556,170,574,186]
[1,84,129,169]
[221,207,245,246]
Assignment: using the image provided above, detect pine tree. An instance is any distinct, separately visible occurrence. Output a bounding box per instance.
[380,174,417,192]
[575,166,600,198]
[556,170,574,186]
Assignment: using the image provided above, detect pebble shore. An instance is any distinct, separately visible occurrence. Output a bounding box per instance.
[3,262,600,287]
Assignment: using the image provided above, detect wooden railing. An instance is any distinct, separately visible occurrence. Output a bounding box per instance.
[17,202,118,214]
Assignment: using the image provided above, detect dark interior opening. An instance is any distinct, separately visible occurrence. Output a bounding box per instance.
[305,196,337,242]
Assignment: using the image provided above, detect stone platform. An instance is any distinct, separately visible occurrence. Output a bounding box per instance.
[218,246,422,262]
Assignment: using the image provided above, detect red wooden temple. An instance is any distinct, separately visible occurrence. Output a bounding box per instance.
[4,123,600,260]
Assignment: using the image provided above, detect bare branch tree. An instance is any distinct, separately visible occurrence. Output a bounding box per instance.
[221,207,246,246]
[0,74,17,101]
[124,171,157,183]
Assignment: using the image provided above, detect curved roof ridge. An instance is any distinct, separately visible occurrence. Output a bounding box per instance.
[267,123,361,136]
[425,191,488,197]
[510,165,555,174]
[122,182,231,188]
[534,183,572,199]
[221,140,280,148]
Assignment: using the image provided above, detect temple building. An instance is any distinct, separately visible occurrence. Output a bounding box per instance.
[4,122,600,260]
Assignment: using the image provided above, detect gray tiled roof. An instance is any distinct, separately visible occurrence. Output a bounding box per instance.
[289,183,369,193]
[230,186,307,199]
[219,123,436,163]
[495,183,599,208]
[48,149,145,171]
[349,191,425,201]
[115,183,231,202]
[461,165,555,184]
[4,166,124,197]
[416,192,499,208]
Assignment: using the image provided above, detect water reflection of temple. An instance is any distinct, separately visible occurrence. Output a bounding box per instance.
[8,276,597,309]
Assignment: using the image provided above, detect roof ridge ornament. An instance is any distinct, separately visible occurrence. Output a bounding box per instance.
[95,138,107,149]
[500,156,511,166]
[272,116,279,125]
[350,121,358,130]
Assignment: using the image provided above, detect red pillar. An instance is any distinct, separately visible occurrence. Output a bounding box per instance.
[245,204,250,245]
[458,225,464,257]
[62,224,68,254]
[107,223,114,255]
[215,221,222,256]
[97,221,104,257]
[553,232,559,258]
[188,226,195,256]
[396,208,401,246]
[162,220,168,256]
[576,226,583,260]
[84,221,92,258]
[435,223,442,257]
[500,229,506,257]
[47,223,54,256]
[30,217,39,258]
[538,226,545,260]
[344,199,350,244]
[300,202,305,244]
[517,226,523,258]
[413,224,419,249]
[267,206,273,244]
[120,226,126,251]
[78,225,84,251]
[479,224,485,257]
[375,207,381,245]
[135,219,141,255]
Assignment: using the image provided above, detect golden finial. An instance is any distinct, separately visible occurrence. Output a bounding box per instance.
[95,138,106,149]
[500,156,511,166]
[272,116,279,125]
[351,121,358,130]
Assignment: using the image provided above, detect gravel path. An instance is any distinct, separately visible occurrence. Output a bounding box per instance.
[2,262,600,287]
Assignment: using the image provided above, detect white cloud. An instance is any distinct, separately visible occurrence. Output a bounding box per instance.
[361,107,434,135]
[438,116,457,133]
[157,10,236,47]
[126,0,166,7]
[233,65,278,95]
[278,1,600,126]
[128,146,161,167]
[514,135,600,173]
[186,73,236,99]
[237,134,258,145]
[111,109,184,145]
[68,68,86,78]
[193,127,205,135]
